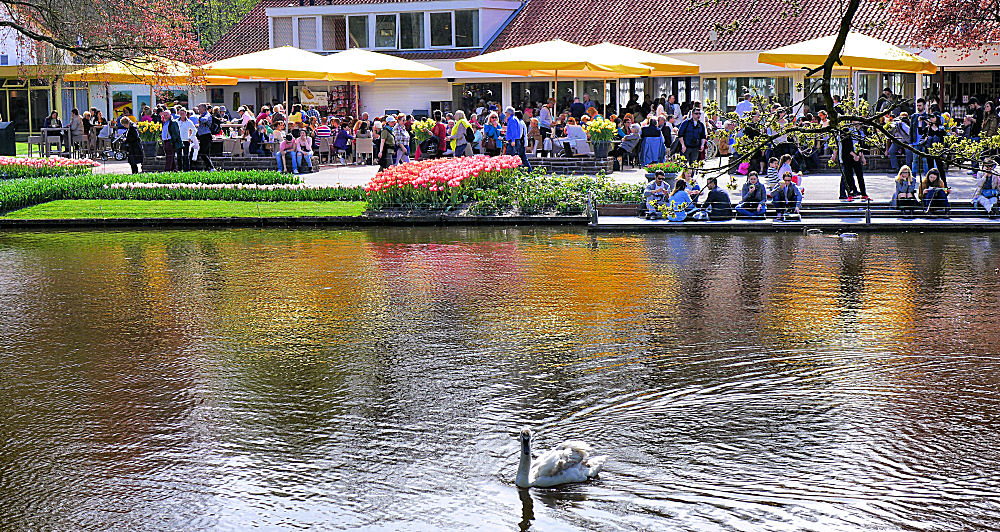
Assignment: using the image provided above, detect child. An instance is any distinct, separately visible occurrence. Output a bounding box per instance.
[277,133,299,174]
[777,154,793,181]
[766,156,780,191]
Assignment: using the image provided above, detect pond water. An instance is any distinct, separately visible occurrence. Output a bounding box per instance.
[1,228,999,531]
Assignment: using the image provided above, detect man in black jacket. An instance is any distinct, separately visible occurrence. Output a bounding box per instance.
[701,177,734,220]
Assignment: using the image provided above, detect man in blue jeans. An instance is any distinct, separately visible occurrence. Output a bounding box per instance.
[504,106,531,171]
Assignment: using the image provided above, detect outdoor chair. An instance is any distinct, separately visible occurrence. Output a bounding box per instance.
[317,137,332,164]
[354,137,374,165]
[26,135,41,157]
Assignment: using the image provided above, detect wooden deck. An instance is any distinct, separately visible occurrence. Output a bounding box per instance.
[591,215,1000,232]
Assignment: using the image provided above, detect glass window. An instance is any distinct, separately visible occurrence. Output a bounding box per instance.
[0,55,7,66]
[298,17,317,49]
[430,12,452,47]
[30,88,50,130]
[399,12,424,49]
[322,16,347,51]
[511,81,549,111]
[10,89,28,132]
[454,10,478,47]
[375,14,396,48]
[272,17,293,47]
[348,16,368,48]
[0,92,8,127]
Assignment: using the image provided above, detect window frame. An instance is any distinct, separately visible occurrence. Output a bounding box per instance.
[347,14,369,49]
[453,9,479,48]
[428,11,453,48]
[397,11,425,50]
[373,13,398,50]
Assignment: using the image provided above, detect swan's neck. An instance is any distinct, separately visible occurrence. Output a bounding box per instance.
[515,440,531,488]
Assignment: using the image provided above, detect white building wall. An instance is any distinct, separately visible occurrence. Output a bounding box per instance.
[360,78,452,115]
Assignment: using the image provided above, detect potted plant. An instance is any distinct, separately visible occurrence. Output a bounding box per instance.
[643,158,684,181]
[585,117,616,158]
[136,121,162,159]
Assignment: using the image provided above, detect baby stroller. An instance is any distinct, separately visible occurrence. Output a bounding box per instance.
[99,131,127,161]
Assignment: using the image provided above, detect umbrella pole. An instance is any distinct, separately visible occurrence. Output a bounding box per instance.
[285,79,289,114]
[603,80,607,117]
[554,70,559,110]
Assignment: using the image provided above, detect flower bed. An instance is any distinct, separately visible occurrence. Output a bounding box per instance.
[0,170,301,213]
[98,182,365,202]
[643,160,685,174]
[364,155,641,215]
[0,156,100,179]
[365,155,523,210]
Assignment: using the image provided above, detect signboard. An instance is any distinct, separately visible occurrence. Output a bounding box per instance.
[112,90,133,119]
[300,88,327,107]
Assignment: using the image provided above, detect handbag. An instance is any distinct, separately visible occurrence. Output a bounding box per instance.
[484,135,498,151]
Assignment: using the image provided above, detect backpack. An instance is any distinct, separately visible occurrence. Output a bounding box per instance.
[464,123,475,144]
[209,115,222,135]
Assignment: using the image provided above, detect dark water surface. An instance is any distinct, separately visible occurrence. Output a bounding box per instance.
[1,228,999,531]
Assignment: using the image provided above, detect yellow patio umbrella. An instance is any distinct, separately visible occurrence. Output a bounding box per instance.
[65,55,238,117]
[758,32,937,75]
[64,55,239,85]
[323,48,441,115]
[456,39,649,76]
[324,48,442,79]
[457,39,652,116]
[571,42,699,115]
[203,46,375,111]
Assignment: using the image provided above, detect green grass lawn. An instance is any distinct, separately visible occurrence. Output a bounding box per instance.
[15,142,29,156]
[3,200,367,219]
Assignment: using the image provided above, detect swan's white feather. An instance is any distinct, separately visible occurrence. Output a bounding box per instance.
[528,440,606,487]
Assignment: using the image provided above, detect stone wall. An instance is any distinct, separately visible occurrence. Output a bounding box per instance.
[525,156,615,175]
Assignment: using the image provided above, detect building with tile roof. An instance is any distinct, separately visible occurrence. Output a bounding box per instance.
[197,0,997,119]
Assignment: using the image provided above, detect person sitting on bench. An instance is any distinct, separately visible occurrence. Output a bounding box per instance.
[699,177,734,221]
[666,179,697,222]
[771,171,802,221]
[918,168,950,216]
[643,170,672,219]
[890,165,919,215]
[972,159,1000,217]
[736,171,767,218]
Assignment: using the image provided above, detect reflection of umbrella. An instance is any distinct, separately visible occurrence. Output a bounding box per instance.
[203,46,375,111]
[65,55,238,116]
[758,32,937,74]
[323,48,441,116]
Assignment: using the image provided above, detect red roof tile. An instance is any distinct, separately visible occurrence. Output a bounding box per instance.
[487,0,914,53]
[210,0,917,63]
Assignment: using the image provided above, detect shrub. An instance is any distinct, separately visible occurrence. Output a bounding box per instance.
[95,182,366,202]
[0,170,300,213]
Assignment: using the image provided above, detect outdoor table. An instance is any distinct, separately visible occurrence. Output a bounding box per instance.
[40,127,71,157]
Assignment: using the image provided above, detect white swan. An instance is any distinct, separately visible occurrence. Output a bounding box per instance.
[515,428,607,488]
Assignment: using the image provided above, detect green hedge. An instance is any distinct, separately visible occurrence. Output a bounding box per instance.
[0,171,302,213]
[467,171,643,215]
[89,185,367,203]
